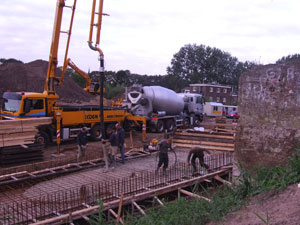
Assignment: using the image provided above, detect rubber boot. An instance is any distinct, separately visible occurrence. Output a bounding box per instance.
[112,155,116,169]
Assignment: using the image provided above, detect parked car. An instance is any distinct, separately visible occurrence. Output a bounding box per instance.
[227,110,239,119]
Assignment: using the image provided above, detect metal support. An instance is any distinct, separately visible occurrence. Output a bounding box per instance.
[56,111,62,154]
[100,69,105,141]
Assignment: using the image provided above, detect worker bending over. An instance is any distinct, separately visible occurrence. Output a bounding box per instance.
[187,146,210,174]
[156,137,173,175]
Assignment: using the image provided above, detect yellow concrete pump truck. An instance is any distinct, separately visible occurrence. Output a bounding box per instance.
[0,0,146,145]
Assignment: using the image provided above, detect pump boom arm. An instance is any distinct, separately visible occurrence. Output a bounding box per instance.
[43,0,105,96]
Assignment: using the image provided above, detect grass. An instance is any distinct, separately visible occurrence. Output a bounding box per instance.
[91,148,300,225]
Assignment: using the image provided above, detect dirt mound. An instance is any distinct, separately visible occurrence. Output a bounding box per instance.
[0,60,96,104]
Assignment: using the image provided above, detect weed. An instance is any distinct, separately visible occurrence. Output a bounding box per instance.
[93,149,300,225]
[254,211,270,225]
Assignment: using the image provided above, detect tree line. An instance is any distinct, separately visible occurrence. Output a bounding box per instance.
[2,46,300,99]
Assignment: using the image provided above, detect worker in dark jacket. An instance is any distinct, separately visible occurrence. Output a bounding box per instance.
[187,146,210,174]
[156,137,173,175]
[77,127,88,162]
[116,123,125,164]
[109,128,118,169]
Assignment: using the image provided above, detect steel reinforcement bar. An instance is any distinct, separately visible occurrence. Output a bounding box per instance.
[0,148,151,186]
[0,152,233,224]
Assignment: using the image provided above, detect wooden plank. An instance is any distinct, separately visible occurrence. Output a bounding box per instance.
[132,201,146,215]
[0,171,29,180]
[0,117,52,129]
[11,176,18,181]
[80,214,90,221]
[82,203,91,208]
[108,209,124,225]
[31,169,232,225]
[116,194,124,224]
[173,139,234,147]
[0,131,37,140]
[20,144,29,149]
[154,196,164,207]
[0,140,35,148]
[214,128,235,134]
[214,175,232,187]
[0,128,38,135]
[175,132,234,140]
[179,188,211,202]
[203,179,212,183]
[175,143,234,152]
[200,122,237,128]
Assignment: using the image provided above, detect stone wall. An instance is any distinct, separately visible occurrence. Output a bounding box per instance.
[235,60,300,168]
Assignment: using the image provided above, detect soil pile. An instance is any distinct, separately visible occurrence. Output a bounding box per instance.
[0,60,96,104]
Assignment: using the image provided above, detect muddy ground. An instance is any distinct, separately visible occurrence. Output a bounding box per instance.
[209,183,300,225]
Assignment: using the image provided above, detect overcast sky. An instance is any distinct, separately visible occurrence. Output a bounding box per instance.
[1,0,300,75]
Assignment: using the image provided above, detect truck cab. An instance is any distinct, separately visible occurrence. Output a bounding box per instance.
[0,92,52,119]
[178,93,204,126]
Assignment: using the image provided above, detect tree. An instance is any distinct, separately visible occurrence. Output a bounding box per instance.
[115,70,130,86]
[276,54,300,64]
[167,44,255,91]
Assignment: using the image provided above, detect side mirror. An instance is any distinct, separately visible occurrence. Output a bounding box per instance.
[24,99,31,114]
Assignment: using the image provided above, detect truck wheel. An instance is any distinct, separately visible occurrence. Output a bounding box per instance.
[90,124,102,141]
[194,116,201,127]
[35,131,49,146]
[199,114,203,122]
[156,120,164,133]
[184,118,190,128]
[166,119,175,132]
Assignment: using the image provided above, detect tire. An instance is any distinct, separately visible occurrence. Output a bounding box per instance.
[199,114,203,122]
[183,118,190,128]
[35,131,50,146]
[156,120,164,133]
[90,124,103,141]
[166,119,175,132]
[194,116,201,127]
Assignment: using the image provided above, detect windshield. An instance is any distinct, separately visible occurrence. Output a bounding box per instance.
[3,92,22,112]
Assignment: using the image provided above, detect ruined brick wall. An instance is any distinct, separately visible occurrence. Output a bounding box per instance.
[235,60,300,168]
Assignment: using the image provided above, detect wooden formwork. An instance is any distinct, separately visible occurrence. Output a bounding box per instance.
[0,117,52,147]
[0,152,233,224]
[173,119,236,152]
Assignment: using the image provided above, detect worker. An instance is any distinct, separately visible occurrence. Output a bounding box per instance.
[108,127,118,169]
[156,136,173,175]
[116,123,125,164]
[76,127,88,162]
[102,138,110,172]
[187,146,210,175]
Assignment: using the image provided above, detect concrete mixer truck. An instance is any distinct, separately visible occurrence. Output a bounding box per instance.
[127,85,204,132]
